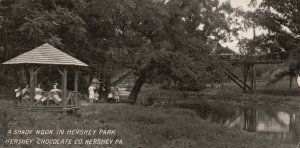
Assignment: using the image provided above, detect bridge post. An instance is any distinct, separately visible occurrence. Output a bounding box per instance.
[254,66,256,91]
[250,64,254,93]
[243,65,248,93]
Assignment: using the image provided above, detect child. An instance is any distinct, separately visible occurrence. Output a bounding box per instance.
[94,89,99,103]
[113,88,120,103]
[107,91,113,102]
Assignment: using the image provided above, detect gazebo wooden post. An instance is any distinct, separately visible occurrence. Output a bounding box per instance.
[2,43,88,112]
[34,73,37,86]
[74,70,79,104]
[33,66,41,87]
[29,66,34,107]
[62,67,68,110]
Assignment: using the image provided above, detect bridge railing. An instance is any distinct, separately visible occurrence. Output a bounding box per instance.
[218,54,285,64]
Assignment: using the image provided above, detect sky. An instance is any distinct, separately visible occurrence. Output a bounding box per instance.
[219,0,263,53]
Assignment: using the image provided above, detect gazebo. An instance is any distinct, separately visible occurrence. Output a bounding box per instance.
[2,43,88,113]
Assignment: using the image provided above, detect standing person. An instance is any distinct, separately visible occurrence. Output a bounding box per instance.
[113,87,120,103]
[94,86,99,103]
[100,83,106,102]
[88,84,95,104]
[22,84,30,104]
[107,86,114,102]
[14,86,21,106]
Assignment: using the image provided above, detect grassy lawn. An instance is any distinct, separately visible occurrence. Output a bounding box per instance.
[0,100,295,148]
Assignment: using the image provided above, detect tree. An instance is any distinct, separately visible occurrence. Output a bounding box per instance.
[124,0,240,103]
[0,0,238,103]
[243,0,300,86]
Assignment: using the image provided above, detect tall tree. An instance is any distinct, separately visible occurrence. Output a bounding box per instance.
[0,0,238,102]
[243,0,300,86]
[123,0,239,103]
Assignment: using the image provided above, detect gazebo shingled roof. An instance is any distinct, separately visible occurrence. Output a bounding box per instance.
[2,43,88,66]
[2,43,87,113]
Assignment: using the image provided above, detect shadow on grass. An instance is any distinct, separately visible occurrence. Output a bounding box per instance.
[256,89,300,96]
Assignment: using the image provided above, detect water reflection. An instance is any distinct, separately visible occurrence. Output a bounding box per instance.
[176,103,298,144]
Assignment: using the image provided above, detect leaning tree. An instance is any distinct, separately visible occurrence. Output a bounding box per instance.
[119,0,241,103]
[0,0,240,102]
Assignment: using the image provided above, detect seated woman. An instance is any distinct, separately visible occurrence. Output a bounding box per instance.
[21,84,30,104]
[50,83,62,103]
[34,84,46,102]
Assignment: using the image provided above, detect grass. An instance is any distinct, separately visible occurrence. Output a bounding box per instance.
[0,99,295,148]
[0,79,299,148]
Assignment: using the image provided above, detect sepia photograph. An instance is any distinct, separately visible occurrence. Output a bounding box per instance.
[0,0,299,147]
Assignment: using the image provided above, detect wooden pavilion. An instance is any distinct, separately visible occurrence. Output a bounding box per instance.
[2,43,88,113]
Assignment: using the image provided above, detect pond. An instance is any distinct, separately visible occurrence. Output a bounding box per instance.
[174,101,299,144]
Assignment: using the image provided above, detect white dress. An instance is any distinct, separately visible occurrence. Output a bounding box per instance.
[50,88,62,102]
[22,88,29,100]
[15,88,21,98]
[94,92,99,100]
[88,86,95,99]
[35,88,46,102]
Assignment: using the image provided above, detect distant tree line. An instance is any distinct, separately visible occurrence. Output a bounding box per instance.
[238,0,300,86]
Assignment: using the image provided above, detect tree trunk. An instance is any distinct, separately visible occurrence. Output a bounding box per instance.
[128,75,146,104]
[289,75,293,89]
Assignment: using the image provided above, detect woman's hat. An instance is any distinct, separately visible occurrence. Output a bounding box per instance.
[91,78,102,84]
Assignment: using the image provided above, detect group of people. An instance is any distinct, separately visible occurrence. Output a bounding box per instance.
[14,83,62,105]
[14,84,29,104]
[15,82,121,105]
[108,87,120,103]
[88,83,120,104]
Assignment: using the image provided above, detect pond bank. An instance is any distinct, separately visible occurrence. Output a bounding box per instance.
[144,86,300,110]
[194,87,300,110]
[0,100,295,148]
[173,100,300,144]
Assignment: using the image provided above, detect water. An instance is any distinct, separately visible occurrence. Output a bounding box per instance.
[175,102,299,144]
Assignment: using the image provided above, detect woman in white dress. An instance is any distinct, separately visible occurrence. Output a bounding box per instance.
[50,83,62,103]
[88,84,95,103]
[35,84,46,102]
[22,84,30,102]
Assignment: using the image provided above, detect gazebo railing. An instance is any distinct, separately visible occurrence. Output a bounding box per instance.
[65,91,78,107]
[16,91,78,108]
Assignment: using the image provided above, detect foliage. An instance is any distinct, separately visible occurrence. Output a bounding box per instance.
[0,0,240,101]
[243,0,300,56]
[237,0,300,85]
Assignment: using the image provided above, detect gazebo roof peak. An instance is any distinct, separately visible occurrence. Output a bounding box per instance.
[2,43,88,66]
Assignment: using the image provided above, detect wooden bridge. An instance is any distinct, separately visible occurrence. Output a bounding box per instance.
[218,53,286,93]
[218,53,285,65]
[111,53,287,93]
